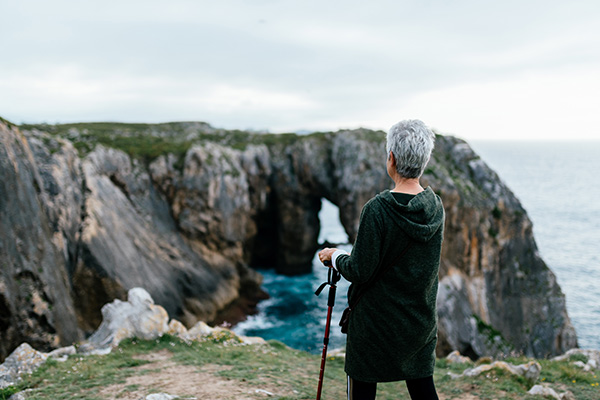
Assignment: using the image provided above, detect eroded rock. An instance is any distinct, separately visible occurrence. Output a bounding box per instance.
[80,288,168,351]
[449,360,541,382]
[0,119,578,362]
[0,343,47,389]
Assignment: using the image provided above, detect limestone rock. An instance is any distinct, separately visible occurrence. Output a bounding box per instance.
[8,390,33,400]
[552,348,600,372]
[238,335,267,345]
[552,348,600,368]
[528,384,575,400]
[445,350,472,364]
[47,345,77,362]
[327,348,347,358]
[0,343,48,389]
[264,130,577,358]
[183,321,215,341]
[0,123,80,362]
[0,119,578,361]
[167,320,188,337]
[179,321,264,345]
[429,136,577,359]
[82,288,168,350]
[528,385,561,400]
[79,145,244,328]
[450,360,541,382]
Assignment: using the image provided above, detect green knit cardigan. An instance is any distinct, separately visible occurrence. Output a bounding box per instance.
[335,188,445,382]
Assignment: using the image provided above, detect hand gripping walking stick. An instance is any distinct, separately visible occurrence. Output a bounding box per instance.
[314,261,341,400]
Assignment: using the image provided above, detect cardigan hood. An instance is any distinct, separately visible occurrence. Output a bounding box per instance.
[375,187,445,243]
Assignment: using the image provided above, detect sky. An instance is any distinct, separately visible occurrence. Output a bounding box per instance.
[1,0,600,141]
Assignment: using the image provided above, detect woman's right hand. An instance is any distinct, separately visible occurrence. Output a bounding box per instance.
[318,248,337,266]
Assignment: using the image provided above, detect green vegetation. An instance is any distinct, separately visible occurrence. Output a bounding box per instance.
[15,122,388,169]
[5,334,599,400]
[347,128,386,144]
[0,386,19,400]
[17,122,309,166]
[19,122,197,165]
[0,116,16,128]
[473,314,510,347]
[492,206,503,219]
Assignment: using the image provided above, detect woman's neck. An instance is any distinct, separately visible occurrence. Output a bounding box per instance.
[391,178,424,195]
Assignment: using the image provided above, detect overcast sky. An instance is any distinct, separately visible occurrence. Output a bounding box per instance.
[1,0,599,141]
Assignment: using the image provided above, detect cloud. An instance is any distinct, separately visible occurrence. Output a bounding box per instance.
[399,66,600,141]
[1,0,600,139]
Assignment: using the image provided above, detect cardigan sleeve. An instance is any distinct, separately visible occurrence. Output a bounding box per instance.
[335,200,382,284]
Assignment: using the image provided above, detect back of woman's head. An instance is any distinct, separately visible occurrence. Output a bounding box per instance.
[386,119,435,179]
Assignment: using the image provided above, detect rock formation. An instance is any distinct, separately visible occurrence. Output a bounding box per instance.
[82,287,169,350]
[0,287,264,394]
[0,118,577,362]
[0,122,80,360]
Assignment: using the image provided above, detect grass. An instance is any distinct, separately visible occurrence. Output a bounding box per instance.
[4,334,599,400]
[15,122,388,171]
[17,122,304,165]
[20,122,197,167]
[0,116,17,129]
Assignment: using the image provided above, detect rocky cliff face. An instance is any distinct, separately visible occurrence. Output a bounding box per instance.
[0,122,80,359]
[0,119,577,362]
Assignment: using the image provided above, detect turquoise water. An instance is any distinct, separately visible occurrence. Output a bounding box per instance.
[234,199,352,353]
[234,141,600,352]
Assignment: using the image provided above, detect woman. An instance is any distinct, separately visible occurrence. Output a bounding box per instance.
[318,119,445,400]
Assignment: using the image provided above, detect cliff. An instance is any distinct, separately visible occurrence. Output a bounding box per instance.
[0,118,577,362]
[2,288,595,399]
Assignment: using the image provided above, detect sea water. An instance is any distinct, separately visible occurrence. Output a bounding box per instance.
[234,200,352,353]
[234,141,600,352]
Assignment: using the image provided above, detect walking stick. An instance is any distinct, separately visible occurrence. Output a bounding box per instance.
[314,261,341,400]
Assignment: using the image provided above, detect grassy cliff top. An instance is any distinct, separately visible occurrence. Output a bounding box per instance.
[17,121,385,166]
[18,121,306,163]
[1,334,598,400]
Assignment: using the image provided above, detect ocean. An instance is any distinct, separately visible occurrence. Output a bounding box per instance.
[234,141,600,353]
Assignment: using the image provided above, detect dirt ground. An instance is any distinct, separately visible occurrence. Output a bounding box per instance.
[96,349,482,400]
[97,349,303,400]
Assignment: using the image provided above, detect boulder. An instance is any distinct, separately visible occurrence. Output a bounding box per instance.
[552,348,600,368]
[183,321,215,341]
[47,345,77,362]
[167,320,188,337]
[449,360,541,382]
[8,391,32,400]
[445,350,472,364]
[0,343,47,389]
[82,288,168,351]
[528,384,575,400]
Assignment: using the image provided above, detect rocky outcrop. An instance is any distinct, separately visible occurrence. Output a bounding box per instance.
[0,121,268,363]
[448,359,542,382]
[256,130,577,359]
[0,343,48,389]
[82,287,169,350]
[427,139,578,359]
[0,123,80,360]
[0,287,265,393]
[76,144,261,329]
[0,118,577,362]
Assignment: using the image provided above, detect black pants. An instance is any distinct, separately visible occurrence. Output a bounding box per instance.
[347,375,439,400]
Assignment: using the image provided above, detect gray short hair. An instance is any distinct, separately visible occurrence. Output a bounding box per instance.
[386,119,435,179]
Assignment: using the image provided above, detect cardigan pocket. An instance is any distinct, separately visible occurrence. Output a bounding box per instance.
[339,306,351,334]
